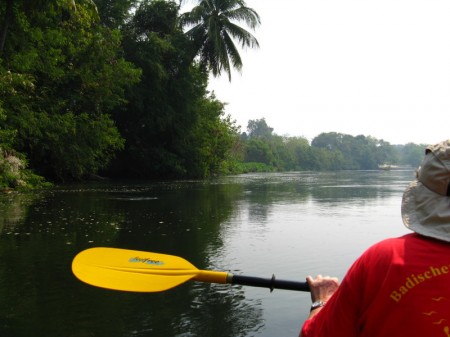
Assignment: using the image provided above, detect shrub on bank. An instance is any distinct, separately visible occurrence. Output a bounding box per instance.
[231,162,277,174]
[0,149,51,190]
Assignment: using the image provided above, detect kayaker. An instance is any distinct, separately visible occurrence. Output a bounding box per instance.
[300,139,450,337]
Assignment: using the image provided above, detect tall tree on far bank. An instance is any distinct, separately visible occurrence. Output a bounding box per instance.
[246,118,273,139]
[179,0,260,80]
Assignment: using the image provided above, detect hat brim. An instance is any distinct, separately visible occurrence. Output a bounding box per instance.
[402,180,450,242]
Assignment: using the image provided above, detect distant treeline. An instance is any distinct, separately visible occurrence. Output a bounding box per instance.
[0,1,424,189]
[235,118,425,174]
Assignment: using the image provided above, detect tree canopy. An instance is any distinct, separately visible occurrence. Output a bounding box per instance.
[0,0,254,186]
[0,0,425,189]
[179,0,260,80]
[238,123,425,173]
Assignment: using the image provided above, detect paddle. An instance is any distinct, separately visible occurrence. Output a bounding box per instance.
[72,247,310,293]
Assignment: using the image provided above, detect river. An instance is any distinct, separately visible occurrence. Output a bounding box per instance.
[0,170,414,337]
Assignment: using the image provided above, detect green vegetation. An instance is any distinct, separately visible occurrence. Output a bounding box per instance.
[235,118,426,173]
[179,0,260,80]
[0,1,426,189]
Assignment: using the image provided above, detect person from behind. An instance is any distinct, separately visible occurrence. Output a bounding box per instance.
[300,139,450,337]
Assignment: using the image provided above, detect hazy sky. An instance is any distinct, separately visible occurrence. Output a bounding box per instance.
[203,0,450,145]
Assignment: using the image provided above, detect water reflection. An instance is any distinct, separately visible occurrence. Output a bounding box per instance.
[0,192,44,233]
[0,170,415,337]
[0,181,266,337]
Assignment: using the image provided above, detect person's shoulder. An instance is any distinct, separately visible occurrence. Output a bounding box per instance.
[363,233,444,255]
[360,234,414,258]
[375,233,450,247]
[369,234,412,249]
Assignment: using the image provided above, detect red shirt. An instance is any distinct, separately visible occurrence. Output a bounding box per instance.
[301,233,450,337]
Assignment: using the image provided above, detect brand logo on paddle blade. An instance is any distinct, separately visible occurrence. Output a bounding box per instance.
[129,257,165,265]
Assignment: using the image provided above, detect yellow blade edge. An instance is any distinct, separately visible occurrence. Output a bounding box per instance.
[72,247,200,292]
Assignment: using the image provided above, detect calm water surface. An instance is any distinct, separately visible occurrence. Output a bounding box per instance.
[0,170,414,337]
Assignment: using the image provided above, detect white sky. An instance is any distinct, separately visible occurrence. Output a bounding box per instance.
[203,0,450,145]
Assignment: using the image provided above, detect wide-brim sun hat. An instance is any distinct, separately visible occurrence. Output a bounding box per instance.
[401,139,450,242]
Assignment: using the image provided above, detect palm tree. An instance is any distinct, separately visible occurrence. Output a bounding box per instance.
[180,0,260,81]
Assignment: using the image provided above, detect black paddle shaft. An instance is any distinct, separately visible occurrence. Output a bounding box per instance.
[230,274,310,292]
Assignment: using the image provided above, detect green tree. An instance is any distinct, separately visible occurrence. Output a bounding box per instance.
[182,94,241,177]
[109,0,239,179]
[284,136,310,170]
[94,0,137,28]
[0,67,50,188]
[398,143,425,167]
[0,1,140,180]
[179,0,260,80]
[242,119,313,171]
[110,0,195,177]
[247,118,273,139]
[245,137,275,166]
[0,0,13,55]
[311,133,399,170]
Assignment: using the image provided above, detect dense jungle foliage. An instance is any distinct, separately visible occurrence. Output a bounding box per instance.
[0,0,425,189]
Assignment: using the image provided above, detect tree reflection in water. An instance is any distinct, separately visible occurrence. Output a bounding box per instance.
[0,181,265,337]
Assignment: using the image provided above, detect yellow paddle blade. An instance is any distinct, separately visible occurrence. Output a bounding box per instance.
[72,247,199,292]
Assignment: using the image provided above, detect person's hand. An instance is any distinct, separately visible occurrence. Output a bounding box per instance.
[306,274,339,303]
[301,275,340,335]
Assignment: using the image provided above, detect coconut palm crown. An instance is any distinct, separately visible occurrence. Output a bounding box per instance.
[180,0,260,81]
